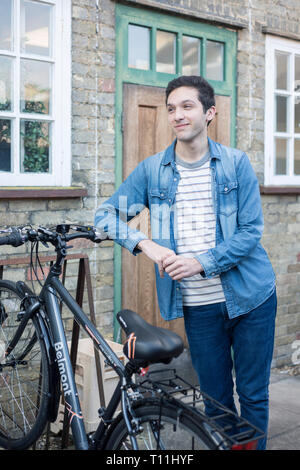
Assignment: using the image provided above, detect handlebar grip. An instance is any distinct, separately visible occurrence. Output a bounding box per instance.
[0,236,11,246]
[0,231,26,247]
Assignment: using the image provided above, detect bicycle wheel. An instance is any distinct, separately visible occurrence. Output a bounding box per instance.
[104,398,218,450]
[0,280,50,449]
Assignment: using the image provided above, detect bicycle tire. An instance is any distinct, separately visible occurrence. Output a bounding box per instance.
[0,280,51,450]
[104,397,218,450]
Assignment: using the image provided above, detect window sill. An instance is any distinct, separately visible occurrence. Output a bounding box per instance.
[260,186,300,195]
[0,187,88,199]
[3,185,299,198]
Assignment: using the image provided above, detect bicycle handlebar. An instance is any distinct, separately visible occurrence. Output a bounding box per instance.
[0,231,26,247]
[0,224,106,248]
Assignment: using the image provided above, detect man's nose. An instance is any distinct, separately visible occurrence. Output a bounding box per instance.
[174,107,184,121]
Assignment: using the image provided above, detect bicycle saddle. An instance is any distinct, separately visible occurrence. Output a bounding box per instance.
[117,309,184,365]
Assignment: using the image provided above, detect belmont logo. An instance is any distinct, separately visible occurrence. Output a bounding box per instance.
[54,342,72,396]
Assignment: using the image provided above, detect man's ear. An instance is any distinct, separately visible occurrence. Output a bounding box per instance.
[206,106,216,125]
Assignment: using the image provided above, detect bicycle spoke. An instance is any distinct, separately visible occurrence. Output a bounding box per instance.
[0,282,50,449]
[1,371,32,433]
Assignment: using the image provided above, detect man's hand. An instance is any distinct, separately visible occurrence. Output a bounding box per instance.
[162,254,203,281]
[137,239,175,278]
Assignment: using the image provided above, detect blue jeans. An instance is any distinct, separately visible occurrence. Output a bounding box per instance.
[183,290,277,450]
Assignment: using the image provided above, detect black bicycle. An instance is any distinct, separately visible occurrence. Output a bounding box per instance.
[0,224,264,450]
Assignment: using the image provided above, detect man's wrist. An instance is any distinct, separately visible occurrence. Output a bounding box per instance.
[137,239,151,250]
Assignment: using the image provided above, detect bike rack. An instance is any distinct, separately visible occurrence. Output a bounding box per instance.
[0,253,106,449]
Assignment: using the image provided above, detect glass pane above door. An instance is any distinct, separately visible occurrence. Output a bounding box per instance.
[128,24,150,70]
[182,36,200,76]
[206,40,224,81]
[156,30,176,74]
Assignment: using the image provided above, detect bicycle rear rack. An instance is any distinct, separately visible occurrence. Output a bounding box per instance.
[138,368,265,450]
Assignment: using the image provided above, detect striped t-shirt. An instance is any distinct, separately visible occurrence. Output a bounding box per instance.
[175,151,226,306]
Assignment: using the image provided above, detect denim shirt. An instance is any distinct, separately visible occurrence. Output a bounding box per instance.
[95,138,276,320]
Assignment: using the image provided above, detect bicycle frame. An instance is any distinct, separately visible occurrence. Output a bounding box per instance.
[40,268,130,450]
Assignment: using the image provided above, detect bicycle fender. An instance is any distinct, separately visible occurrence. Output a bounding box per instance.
[15,281,61,422]
[100,396,163,449]
[35,310,61,423]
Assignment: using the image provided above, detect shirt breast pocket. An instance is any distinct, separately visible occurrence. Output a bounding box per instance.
[218,181,238,216]
[149,188,169,203]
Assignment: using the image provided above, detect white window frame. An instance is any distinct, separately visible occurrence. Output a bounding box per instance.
[0,0,71,187]
[265,34,300,186]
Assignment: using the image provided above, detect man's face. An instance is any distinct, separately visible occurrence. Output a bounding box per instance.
[166,86,215,143]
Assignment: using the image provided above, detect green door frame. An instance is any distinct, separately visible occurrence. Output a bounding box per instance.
[113,3,237,341]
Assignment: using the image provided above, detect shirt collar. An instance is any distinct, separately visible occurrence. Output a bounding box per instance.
[161,137,221,166]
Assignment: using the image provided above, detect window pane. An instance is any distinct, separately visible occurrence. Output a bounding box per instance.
[0,119,11,172]
[156,30,176,74]
[0,56,13,111]
[294,140,300,175]
[20,120,50,173]
[206,40,224,81]
[128,24,150,70]
[276,52,288,90]
[20,59,51,114]
[295,56,300,92]
[182,36,200,76]
[21,0,52,56]
[0,0,12,51]
[275,138,287,175]
[295,96,300,134]
[276,95,288,132]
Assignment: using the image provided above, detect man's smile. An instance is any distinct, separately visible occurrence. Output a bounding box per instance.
[175,123,189,129]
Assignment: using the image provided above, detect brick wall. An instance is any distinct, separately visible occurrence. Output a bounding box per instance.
[0,0,117,341]
[2,0,300,366]
[70,0,116,338]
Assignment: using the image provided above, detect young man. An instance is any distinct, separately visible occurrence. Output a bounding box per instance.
[95,76,276,449]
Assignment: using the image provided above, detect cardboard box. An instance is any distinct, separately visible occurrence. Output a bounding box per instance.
[51,338,126,434]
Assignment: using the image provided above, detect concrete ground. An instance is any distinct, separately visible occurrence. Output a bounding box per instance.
[152,350,300,451]
[267,370,300,450]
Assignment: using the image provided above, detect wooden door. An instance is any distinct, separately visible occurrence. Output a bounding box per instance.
[121,83,231,344]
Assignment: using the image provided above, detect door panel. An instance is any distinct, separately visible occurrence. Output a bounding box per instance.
[121,83,231,344]
[122,84,183,340]
[208,95,231,146]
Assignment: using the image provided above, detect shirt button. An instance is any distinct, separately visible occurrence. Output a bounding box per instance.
[160,193,164,197]
[174,178,177,181]
[224,187,228,192]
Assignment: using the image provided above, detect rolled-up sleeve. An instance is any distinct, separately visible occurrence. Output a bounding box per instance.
[94,160,149,254]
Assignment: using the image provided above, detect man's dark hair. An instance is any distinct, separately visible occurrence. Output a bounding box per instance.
[165,75,215,112]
